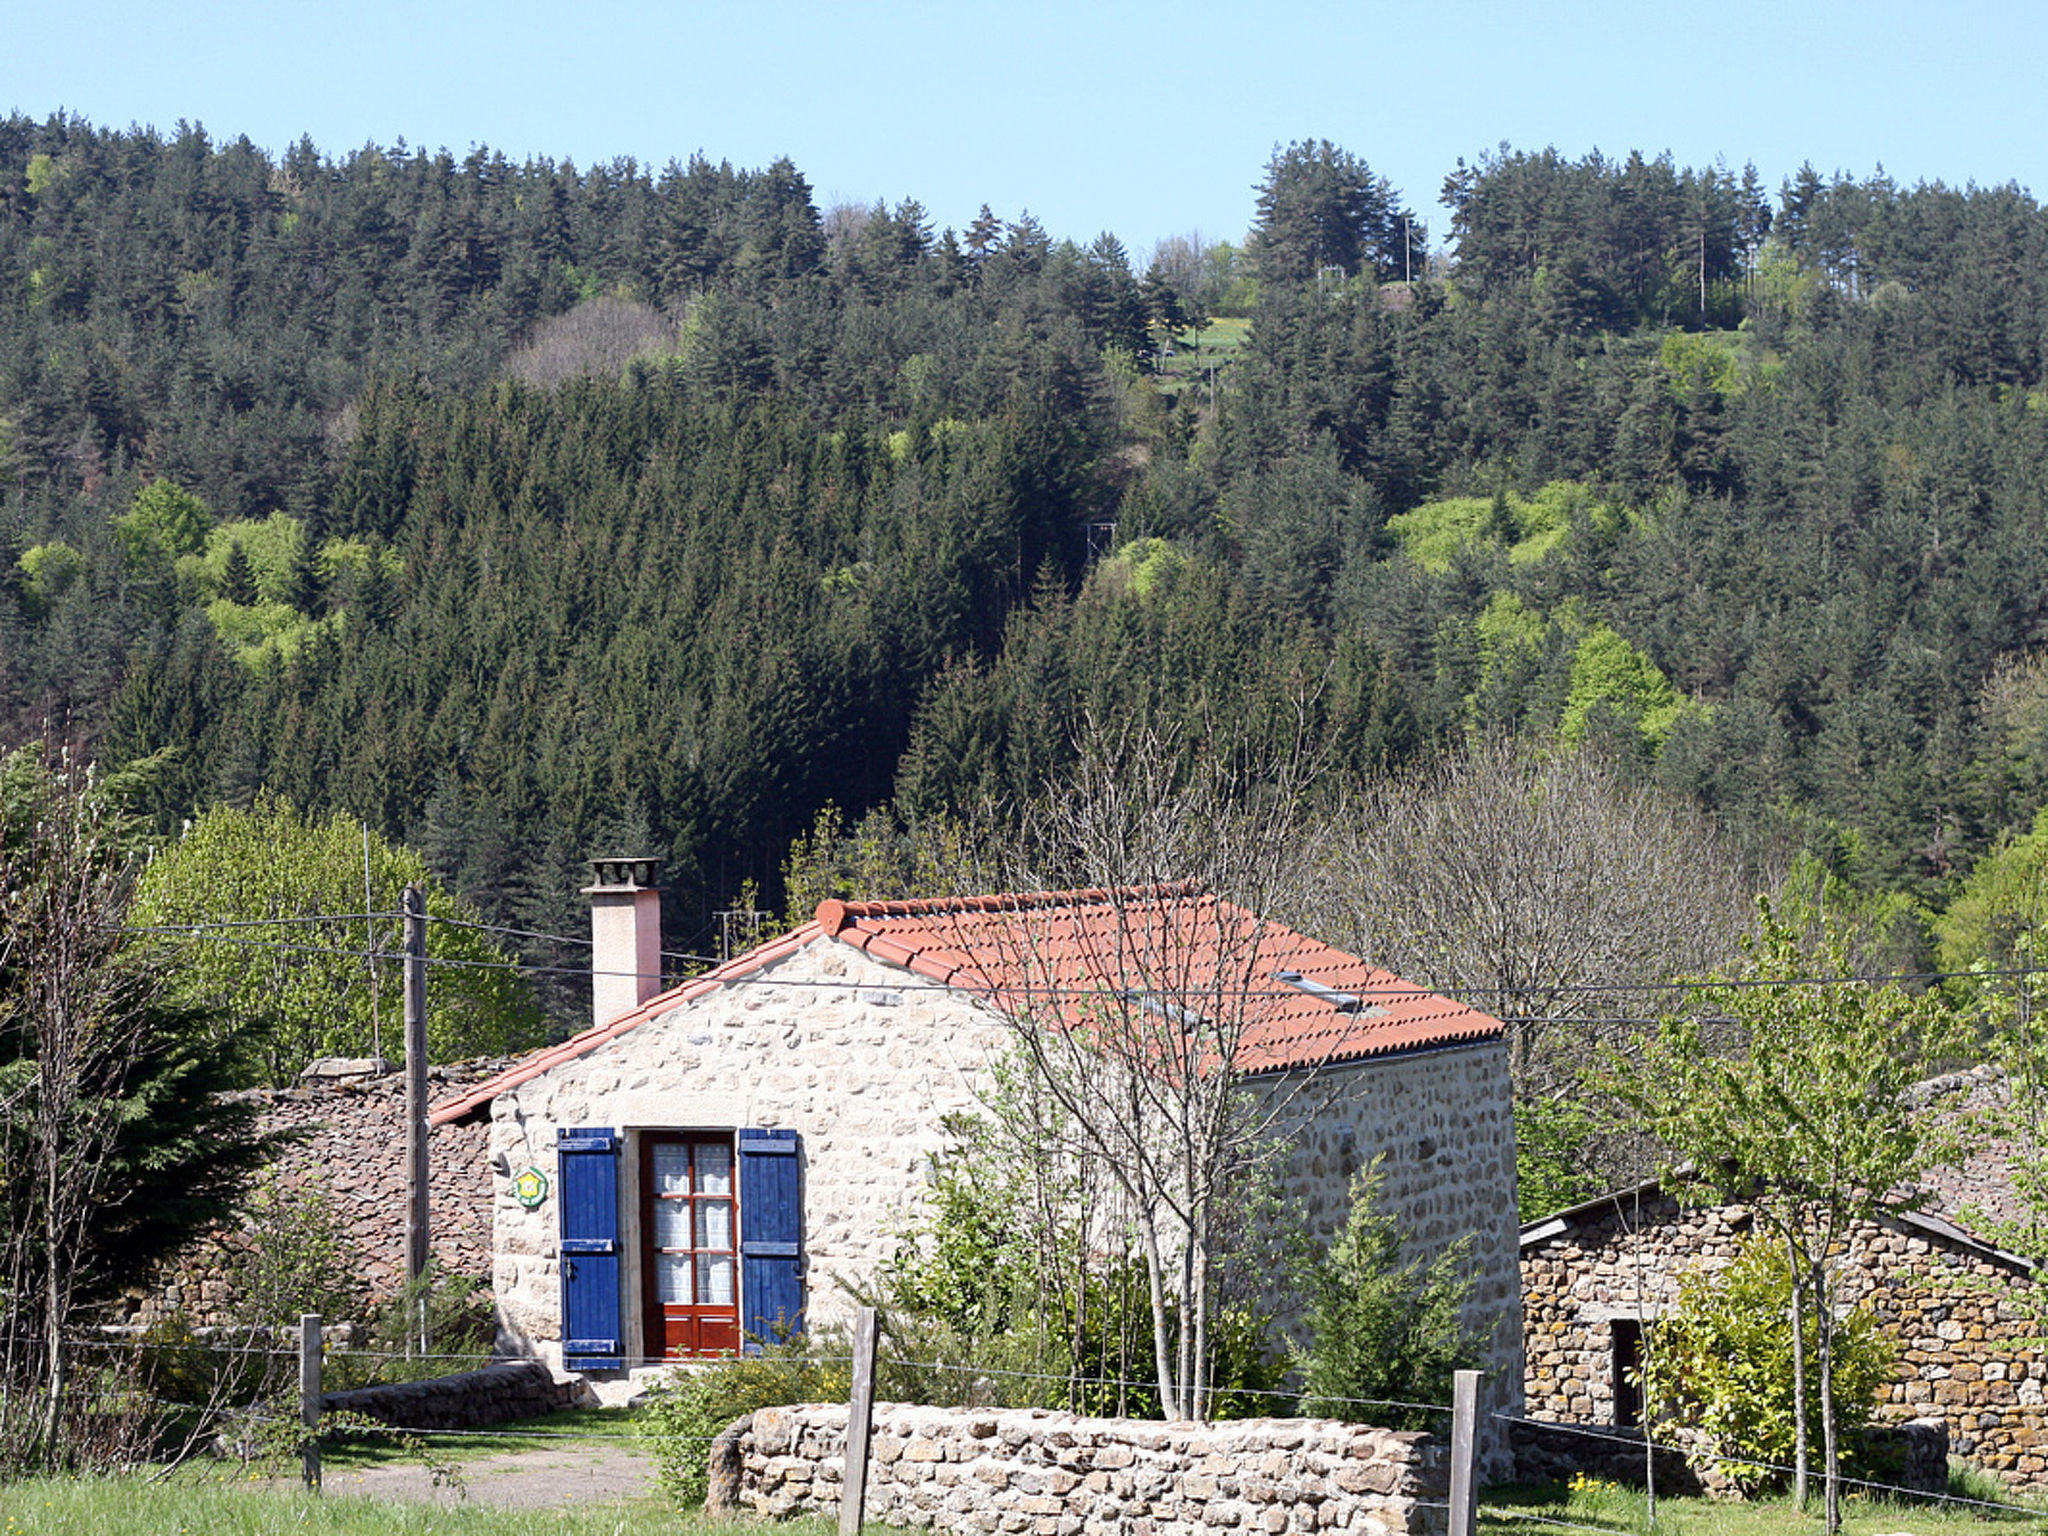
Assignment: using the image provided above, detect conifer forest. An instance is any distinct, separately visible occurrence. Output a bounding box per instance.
[8,117,2048,1048]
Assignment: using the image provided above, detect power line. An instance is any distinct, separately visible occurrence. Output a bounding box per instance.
[121,912,395,933]
[419,912,723,968]
[101,916,2048,1009]
[421,913,589,948]
[111,929,407,965]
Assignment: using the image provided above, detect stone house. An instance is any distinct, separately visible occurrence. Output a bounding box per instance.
[1520,1166,2048,1487]
[431,864,1525,1437]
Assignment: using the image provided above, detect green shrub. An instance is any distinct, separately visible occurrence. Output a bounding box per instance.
[1292,1160,1487,1429]
[326,1262,495,1390]
[866,1116,1284,1420]
[224,1176,367,1331]
[1649,1234,1896,1491]
[641,1331,851,1509]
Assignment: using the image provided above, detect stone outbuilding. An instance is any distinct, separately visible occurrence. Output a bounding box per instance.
[432,867,1525,1441]
[130,1058,505,1327]
[1520,1164,2047,1487]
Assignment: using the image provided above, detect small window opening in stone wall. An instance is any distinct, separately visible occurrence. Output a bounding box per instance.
[1612,1318,1645,1427]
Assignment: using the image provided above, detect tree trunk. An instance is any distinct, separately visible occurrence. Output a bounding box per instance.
[1137,1222,1181,1420]
[1816,1258,1840,1536]
[1176,1237,1195,1421]
[40,1120,65,1459]
[1786,1232,1810,1510]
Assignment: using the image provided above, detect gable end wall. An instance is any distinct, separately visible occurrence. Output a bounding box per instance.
[490,939,1010,1370]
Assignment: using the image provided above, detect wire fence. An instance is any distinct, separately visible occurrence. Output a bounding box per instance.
[63,1324,2048,1519]
[1487,1411,2045,1518]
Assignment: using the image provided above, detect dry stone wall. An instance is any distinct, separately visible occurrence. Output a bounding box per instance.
[709,1403,1449,1536]
[322,1360,576,1430]
[128,1061,502,1325]
[1522,1191,2048,1487]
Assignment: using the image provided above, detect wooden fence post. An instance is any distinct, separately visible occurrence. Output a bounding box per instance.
[299,1313,323,1494]
[1448,1369,1479,1536]
[840,1305,880,1536]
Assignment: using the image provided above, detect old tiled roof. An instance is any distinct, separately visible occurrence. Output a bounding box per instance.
[431,884,1502,1124]
[813,885,1503,1073]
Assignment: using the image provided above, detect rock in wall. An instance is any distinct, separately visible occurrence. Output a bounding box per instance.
[709,1403,1450,1536]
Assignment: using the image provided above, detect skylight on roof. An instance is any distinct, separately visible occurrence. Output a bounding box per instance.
[1119,989,1211,1028]
[1272,970,1386,1017]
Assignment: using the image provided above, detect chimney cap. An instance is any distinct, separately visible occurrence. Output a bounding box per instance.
[583,855,661,893]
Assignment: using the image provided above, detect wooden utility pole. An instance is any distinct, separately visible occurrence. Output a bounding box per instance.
[299,1313,323,1493]
[840,1306,880,1536]
[1448,1369,1480,1536]
[364,825,381,1063]
[402,884,429,1353]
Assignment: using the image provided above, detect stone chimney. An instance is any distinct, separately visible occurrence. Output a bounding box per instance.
[584,856,662,1027]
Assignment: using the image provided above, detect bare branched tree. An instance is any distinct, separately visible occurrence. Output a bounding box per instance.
[0,743,265,1472]
[1313,740,1758,1085]
[1305,739,1760,1192]
[0,746,158,1461]
[962,716,1329,1420]
[502,295,678,388]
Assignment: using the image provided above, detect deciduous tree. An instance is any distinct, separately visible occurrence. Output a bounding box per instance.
[1308,740,1757,1204]
[130,795,544,1085]
[1616,901,1952,1531]
[969,716,1324,1421]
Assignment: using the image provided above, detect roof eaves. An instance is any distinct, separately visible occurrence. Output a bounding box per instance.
[1238,1024,1507,1078]
[1516,1176,2039,1274]
[822,907,1004,998]
[1518,1178,1671,1245]
[427,922,825,1125]
[1887,1205,2038,1274]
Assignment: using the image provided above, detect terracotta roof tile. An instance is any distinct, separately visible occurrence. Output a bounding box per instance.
[431,886,1502,1124]
[822,885,1503,1074]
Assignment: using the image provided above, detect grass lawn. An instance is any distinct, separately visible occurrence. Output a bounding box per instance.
[321,1406,646,1470]
[1157,316,1249,375]
[1483,1474,2048,1536]
[0,1474,828,1535]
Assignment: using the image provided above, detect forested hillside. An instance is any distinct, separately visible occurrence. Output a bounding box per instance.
[9,118,2048,984]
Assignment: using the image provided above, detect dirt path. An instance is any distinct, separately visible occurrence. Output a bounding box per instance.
[315,1442,657,1509]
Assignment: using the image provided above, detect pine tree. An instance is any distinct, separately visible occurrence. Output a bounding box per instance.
[219,540,257,605]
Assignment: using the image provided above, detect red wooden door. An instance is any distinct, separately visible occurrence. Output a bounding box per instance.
[642,1134,740,1358]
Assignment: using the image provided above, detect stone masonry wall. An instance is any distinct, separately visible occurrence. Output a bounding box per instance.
[322,1360,577,1431]
[1522,1192,2048,1487]
[489,940,1013,1371]
[1275,1042,1523,1478]
[128,1061,501,1325]
[710,1403,1449,1536]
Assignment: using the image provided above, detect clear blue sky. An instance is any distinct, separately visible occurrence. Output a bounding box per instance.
[11,1,2042,260]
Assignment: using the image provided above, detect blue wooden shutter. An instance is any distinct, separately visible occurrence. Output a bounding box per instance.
[738,1129,804,1351]
[557,1127,622,1369]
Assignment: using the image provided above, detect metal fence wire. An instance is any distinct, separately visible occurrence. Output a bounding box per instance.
[68,1326,2048,1521]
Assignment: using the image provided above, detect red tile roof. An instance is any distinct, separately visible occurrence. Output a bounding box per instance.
[430,885,1502,1124]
